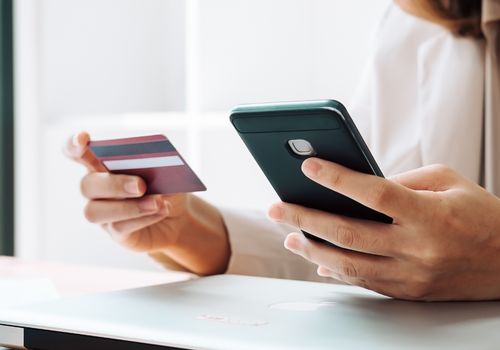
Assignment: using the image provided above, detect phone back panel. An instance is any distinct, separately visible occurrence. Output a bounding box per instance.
[230,100,392,229]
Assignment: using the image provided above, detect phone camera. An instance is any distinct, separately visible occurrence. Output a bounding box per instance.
[288,139,316,156]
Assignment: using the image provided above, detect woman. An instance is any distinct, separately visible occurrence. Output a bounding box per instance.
[66,0,500,300]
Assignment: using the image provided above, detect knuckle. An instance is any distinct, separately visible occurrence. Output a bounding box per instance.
[354,278,369,289]
[429,164,457,180]
[367,181,392,208]
[404,280,434,300]
[420,247,447,270]
[339,260,359,278]
[331,225,356,248]
[430,164,452,176]
[412,270,438,287]
[327,170,344,189]
[437,200,462,231]
[291,210,304,230]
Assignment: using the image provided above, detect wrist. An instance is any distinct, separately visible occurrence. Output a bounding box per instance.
[166,195,231,276]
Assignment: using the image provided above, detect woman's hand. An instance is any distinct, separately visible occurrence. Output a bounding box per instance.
[268,159,500,301]
[64,132,231,275]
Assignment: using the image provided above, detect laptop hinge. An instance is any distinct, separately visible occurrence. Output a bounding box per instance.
[0,325,25,349]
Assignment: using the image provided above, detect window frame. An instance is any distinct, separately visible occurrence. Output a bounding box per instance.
[0,0,15,256]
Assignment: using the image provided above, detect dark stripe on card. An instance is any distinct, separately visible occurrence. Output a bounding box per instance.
[90,140,176,158]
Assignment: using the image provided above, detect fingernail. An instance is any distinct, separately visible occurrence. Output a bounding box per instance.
[124,181,141,195]
[317,266,331,277]
[138,197,159,212]
[72,133,81,148]
[284,233,302,252]
[268,203,284,221]
[302,159,321,178]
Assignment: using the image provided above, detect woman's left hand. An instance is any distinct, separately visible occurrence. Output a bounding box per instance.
[268,159,500,301]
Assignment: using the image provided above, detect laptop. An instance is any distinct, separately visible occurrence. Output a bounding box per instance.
[1,274,499,349]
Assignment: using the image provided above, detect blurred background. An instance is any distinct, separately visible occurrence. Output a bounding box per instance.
[1,0,389,271]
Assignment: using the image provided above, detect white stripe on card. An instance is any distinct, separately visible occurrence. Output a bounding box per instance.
[104,156,184,170]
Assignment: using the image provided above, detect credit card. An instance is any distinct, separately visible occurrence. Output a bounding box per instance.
[89,135,206,195]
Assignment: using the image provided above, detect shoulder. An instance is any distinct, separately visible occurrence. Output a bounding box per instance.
[417,31,485,88]
[419,30,484,63]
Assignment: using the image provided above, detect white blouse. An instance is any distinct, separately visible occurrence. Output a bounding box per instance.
[221,5,485,282]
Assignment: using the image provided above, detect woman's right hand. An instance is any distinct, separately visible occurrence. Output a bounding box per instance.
[64,132,231,275]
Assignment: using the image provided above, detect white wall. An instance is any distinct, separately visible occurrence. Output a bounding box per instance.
[197,0,386,110]
[41,0,186,118]
[15,0,389,270]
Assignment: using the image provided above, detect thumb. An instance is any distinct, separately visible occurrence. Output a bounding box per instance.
[63,131,106,172]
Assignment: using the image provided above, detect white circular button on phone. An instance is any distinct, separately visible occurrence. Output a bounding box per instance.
[288,139,316,156]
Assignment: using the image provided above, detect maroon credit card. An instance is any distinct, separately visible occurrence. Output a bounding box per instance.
[89,135,206,195]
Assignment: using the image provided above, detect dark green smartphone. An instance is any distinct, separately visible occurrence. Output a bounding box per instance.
[230,100,392,244]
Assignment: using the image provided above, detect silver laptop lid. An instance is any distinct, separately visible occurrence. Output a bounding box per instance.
[1,275,500,350]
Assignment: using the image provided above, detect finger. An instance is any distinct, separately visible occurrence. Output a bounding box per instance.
[64,131,89,159]
[64,132,106,172]
[269,202,402,257]
[302,158,418,220]
[284,232,400,282]
[317,265,370,287]
[317,266,400,297]
[103,213,170,248]
[81,172,146,199]
[84,196,168,224]
[389,164,459,192]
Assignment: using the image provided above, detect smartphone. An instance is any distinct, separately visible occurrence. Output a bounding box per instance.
[230,100,392,244]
